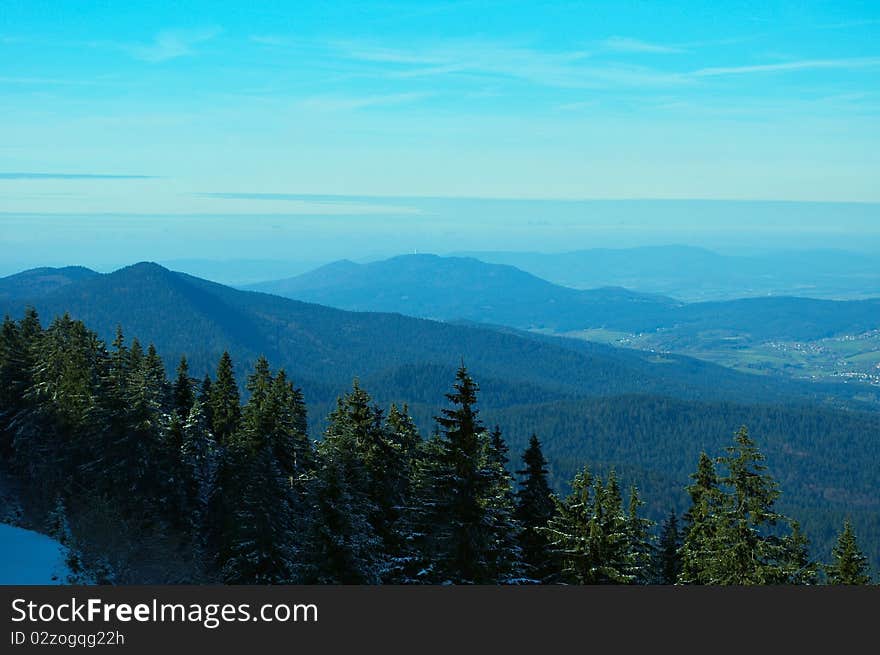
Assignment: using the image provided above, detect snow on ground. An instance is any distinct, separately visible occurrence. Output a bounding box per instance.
[0,523,70,584]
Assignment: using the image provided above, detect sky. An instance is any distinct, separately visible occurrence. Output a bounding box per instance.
[1,1,880,270]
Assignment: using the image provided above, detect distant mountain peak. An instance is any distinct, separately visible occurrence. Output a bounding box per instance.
[0,265,100,301]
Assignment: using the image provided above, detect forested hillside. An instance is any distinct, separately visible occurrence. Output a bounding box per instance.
[0,263,869,410]
[456,247,880,301]
[2,263,878,575]
[249,254,880,339]
[0,266,99,301]
[0,312,874,584]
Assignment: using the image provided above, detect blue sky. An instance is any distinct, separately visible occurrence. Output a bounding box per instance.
[1,1,879,269]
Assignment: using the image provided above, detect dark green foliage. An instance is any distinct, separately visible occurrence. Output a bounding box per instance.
[218,356,304,584]
[417,366,521,583]
[826,520,871,585]
[303,451,381,584]
[173,356,195,417]
[680,453,722,585]
[4,263,878,571]
[653,510,683,585]
[680,429,824,585]
[0,310,876,585]
[544,467,650,584]
[496,395,880,572]
[209,352,240,446]
[514,434,556,581]
[627,486,655,584]
[782,521,819,585]
[179,398,217,576]
[302,381,383,584]
[0,311,37,458]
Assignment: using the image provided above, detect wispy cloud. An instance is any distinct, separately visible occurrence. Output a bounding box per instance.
[692,57,880,77]
[557,100,600,111]
[299,92,431,111]
[124,27,222,62]
[335,39,687,88]
[813,19,880,30]
[197,193,422,215]
[600,36,684,54]
[0,173,157,180]
[0,76,111,86]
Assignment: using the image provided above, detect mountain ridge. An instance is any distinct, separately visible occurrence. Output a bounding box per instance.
[1,262,868,411]
[245,254,880,340]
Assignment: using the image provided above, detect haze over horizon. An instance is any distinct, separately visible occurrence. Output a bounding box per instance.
[3,2,880,273]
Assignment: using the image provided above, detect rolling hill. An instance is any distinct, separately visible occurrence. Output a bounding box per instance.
[455,246,880,301]
[2,262,879,568]
[2,262,859,411]
[248,254,880,341]
[0,266,99,301]
[247,254,677,331]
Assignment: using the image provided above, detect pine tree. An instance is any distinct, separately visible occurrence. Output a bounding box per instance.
[13,315,103,502]
[515,434,556,582]
[545,466,595,583]
[382,403,423,581]
[270,369,312,482]
[179,398,218,578]
[128,338,144,371]
[679,452,722,584]
[209,351,240,446]
[680,428,808,585]
[304,451,381,584]
[488,425,508,469]
[781,520,818,585]
[626,486,654,584]
[219,357,298,584]
[305,382,383,583]
[0,315,35,458]
[423,365,519,583]
[172,356,195,417]
[589,470,633,584]
[826,520,871,585]
[714,426,791,584]
[483,425,522,582]
[653,510,683,584]
[46,496,86,584]
[123,339,169,509]
[198,374,213,428]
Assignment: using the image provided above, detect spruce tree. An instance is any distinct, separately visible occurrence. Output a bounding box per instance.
[305,382,383,583]
[424,365,519,583]
[782,520,818,585]
[515,434,556,582]
[383,403,423,581]
[14,315,103,502]
[270,369,312,482]
[714,426,791,584]
[653,510,683,584]
[545,466,595,583]
[0,315,33,457]
[179,397,218,577]
[220,357,298,584]
[304,451,381,584]
[209,351,240,446]
[826,519,871,585]
[483,425,523,582]
[172,356,195,417]
[589,470,633,584]
[680,428,809,585]
[626,485,654,584]
[679,452,722,584]
[198,374,213,428]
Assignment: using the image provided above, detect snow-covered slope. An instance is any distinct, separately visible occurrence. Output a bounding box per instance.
[0,523,70,584]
